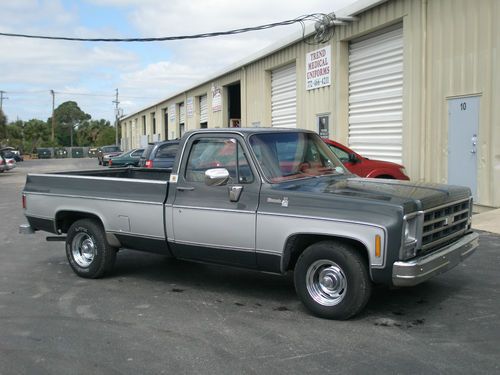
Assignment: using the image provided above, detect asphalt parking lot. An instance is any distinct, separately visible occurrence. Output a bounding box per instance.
[1,159,499,374]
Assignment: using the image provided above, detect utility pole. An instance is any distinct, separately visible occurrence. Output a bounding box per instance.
[50,90,55,142]
[0,90,8,111]
[112,88,119,146]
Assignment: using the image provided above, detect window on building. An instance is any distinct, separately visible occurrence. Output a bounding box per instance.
[142,115,146,135]
[151,112,156,135]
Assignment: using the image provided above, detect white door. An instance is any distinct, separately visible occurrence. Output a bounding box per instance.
[271,64,296,128]
[348,25,404,164]
[448,96,479,199]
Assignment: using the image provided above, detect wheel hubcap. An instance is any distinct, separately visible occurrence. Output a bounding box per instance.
[72,233,96,267]
[306,260,347,306]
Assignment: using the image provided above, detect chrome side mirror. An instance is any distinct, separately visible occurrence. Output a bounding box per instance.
[205,168,230,186]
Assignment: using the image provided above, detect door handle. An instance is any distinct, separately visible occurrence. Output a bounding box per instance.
[229,185,243,202]
[177,186,195,191]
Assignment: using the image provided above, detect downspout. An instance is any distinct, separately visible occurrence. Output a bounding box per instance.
[420,0,428,181]
[242,66,247,127]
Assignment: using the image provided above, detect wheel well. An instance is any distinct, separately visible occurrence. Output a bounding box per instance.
[56,211,102,234]
[283,234,369,272]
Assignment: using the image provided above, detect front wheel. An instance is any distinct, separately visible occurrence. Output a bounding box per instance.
[66,219,117,278]
[294,241,372,320]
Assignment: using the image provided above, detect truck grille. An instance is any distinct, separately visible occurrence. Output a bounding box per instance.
[420,198,472,253]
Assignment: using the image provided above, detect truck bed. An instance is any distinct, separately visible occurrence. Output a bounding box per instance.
[23,167,171,241]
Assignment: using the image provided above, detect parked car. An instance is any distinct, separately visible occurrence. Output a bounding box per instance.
[0,153,6,173]
[97,145,121,166]
[323,139,410,180]
[139,140,179,168]
[3,154,17,170]
[37,148,52,159]
[108,148,144,168]
[0,147,23,162]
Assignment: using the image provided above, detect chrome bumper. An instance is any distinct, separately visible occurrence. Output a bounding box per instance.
[392,232,479,287]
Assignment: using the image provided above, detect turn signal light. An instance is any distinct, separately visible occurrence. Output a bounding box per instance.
[375,235,381,257]
[22,193,27,209]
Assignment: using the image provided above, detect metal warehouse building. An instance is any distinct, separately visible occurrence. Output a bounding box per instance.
[120,0,500,210]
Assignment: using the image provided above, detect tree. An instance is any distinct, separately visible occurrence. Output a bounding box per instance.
[0,109,7,145]
[24,119,50,153]
[49,101,91,147]
[76,119,112,146]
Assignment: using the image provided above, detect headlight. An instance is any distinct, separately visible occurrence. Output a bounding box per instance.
[400,213,423,260]
[400,167,408,176]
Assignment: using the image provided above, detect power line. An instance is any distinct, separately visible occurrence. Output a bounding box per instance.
[0,13,335,43]
[3,90,160,100]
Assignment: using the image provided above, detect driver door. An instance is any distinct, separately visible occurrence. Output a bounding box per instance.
[171,134,260,268]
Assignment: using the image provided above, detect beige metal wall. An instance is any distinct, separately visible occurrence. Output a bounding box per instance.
[424,0,499,208]
[120,0,499,207]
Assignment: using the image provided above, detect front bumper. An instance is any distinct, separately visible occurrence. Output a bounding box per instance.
[392,232,479,287]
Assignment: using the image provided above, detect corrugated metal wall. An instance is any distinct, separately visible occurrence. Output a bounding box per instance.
[424,0,499,207]
[120,0,499,207]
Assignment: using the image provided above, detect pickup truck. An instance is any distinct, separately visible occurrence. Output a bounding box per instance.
[20,128,479,319]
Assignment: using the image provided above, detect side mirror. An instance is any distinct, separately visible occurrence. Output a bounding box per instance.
[348,153,359,163]
[205,168,230,186]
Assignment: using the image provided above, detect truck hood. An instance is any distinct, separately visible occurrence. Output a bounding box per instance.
[275,176,471,213]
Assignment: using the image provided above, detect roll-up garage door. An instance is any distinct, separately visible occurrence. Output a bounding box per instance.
[179,102,185,124]
[348,25,403,164]
[199,95,208,123]
[271,63,296,128]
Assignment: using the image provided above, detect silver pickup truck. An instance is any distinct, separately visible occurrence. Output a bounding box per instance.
[20,128,479,319]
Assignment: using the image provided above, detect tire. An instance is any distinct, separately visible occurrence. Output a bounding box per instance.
[294,241,372,320]
[65,219,117,278]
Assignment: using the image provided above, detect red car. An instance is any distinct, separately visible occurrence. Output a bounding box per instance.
[324,139,409,180]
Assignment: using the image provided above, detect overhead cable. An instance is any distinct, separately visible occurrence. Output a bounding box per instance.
[0,13,336,43]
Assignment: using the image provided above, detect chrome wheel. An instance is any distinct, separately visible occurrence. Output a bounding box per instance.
[306,260,347,306]
[71,232,96,268]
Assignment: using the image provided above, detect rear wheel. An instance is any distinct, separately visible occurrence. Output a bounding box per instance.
[294,241,372,320]
[65,219,117,278]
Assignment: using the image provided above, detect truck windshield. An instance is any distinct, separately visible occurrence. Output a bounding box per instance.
[249,132,346,183]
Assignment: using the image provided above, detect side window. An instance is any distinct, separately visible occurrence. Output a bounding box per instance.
[185,138,254,184]
[156,144,178,158]
[131,150,143,157]
[328,144,349,162]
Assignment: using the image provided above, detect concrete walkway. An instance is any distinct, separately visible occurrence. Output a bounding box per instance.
[472,208,500,235]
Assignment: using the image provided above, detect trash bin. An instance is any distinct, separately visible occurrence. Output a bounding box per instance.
[72,147,84,158]
[54,148,68,158]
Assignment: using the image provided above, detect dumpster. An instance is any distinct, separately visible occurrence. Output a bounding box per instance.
[54,148,68,158]
[72,147,84,158]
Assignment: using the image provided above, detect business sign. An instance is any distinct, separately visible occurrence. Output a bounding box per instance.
[186,97,194,117]
[306,45,331,90]
[212,85,222,112]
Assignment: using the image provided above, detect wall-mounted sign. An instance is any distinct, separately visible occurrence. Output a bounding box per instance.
[212,84,222,112]
[186,97,194,118]
[306,45,331,90]
[169,104,176,122]
[317,114,329,138]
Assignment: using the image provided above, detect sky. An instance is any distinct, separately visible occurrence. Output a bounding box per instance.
[0,0,355,123]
